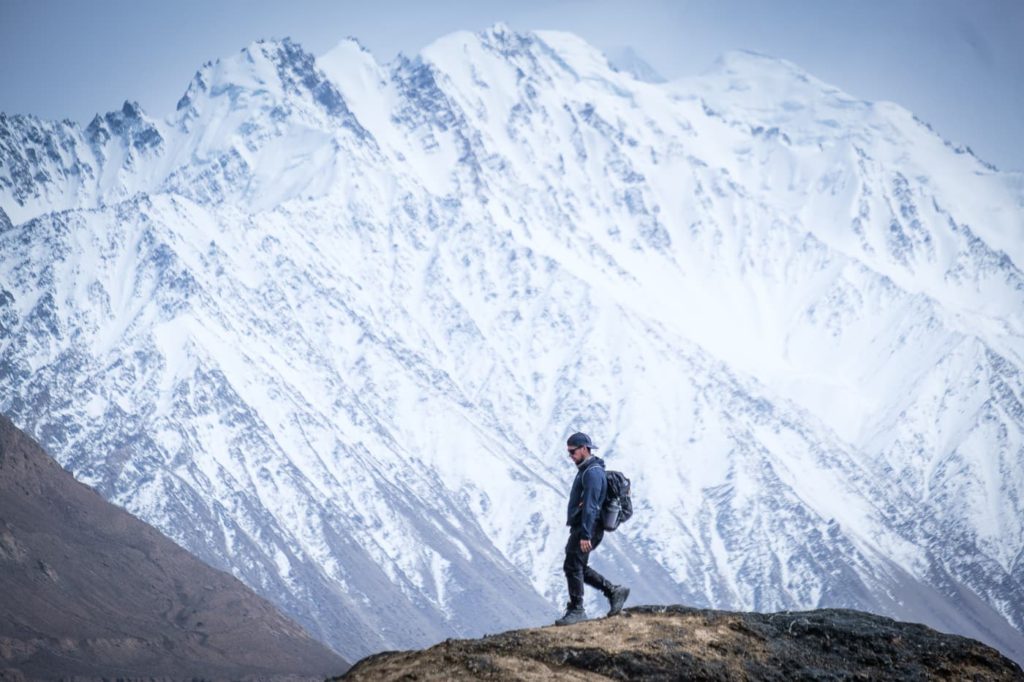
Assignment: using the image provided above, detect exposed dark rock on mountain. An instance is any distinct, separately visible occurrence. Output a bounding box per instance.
[0,414,349,681]
[338,605,1024,681]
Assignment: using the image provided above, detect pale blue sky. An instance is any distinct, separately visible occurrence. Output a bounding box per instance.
[2,0,1022,171]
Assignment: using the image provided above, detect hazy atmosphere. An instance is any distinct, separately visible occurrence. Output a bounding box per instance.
[2,0,1023,171]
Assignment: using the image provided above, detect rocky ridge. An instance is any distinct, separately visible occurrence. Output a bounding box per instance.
[339,605,1024,681]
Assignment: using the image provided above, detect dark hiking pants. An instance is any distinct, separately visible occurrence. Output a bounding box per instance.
[563,526,610,605]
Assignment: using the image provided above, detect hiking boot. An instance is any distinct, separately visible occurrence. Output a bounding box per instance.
[606,585,630,616]
[555,604,588,626]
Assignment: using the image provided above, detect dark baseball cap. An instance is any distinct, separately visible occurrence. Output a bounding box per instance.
[566,432,598,450]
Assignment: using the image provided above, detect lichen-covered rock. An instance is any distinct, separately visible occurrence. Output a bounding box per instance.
[338,605,1024,681]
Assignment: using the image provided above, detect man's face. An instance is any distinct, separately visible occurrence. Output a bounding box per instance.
[567,444,589,465]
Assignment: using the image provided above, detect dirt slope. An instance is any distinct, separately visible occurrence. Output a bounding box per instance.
[0,414,349,681]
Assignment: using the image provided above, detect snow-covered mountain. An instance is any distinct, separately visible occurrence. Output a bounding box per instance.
[2,24,1023,662]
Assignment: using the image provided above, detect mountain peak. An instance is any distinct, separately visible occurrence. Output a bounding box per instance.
[483,20,515,38]
[176,36,313,102]
[172,35,363,132]
[84,98,162,150]
[421,22,537,58]
[320,35,382,73]
[703,49,840,95]
[119,99,144,118]
[332,35,373,55]
[604,45,666,83]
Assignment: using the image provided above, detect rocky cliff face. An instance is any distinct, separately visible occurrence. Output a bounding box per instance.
[0,414,348,680]
[339,605,1024,681]
[1,24,1023,664]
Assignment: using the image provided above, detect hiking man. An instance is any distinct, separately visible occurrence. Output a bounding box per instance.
[556,431,630,626]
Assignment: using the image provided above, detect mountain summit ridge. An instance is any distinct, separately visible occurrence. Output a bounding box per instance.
[1,25,1022,663]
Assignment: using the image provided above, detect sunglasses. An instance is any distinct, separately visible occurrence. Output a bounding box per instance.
[567,445,585,455]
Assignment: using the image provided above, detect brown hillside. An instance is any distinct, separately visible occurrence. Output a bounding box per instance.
[0,414,349,681]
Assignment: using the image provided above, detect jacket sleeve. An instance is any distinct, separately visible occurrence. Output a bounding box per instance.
[579,466,607,540]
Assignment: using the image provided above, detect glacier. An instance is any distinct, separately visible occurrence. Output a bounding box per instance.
[1,24,1023,662]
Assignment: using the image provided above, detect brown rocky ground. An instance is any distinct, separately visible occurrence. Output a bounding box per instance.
[0,415,349,681]
[338,605,1024,681]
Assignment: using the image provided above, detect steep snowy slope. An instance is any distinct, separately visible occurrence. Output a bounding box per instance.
[1,25,1022,662]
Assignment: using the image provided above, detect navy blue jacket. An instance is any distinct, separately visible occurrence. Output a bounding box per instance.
[566,455,607,540]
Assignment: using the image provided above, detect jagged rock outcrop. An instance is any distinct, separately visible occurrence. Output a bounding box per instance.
[0,414,349,681]
[338,605,1024,680]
